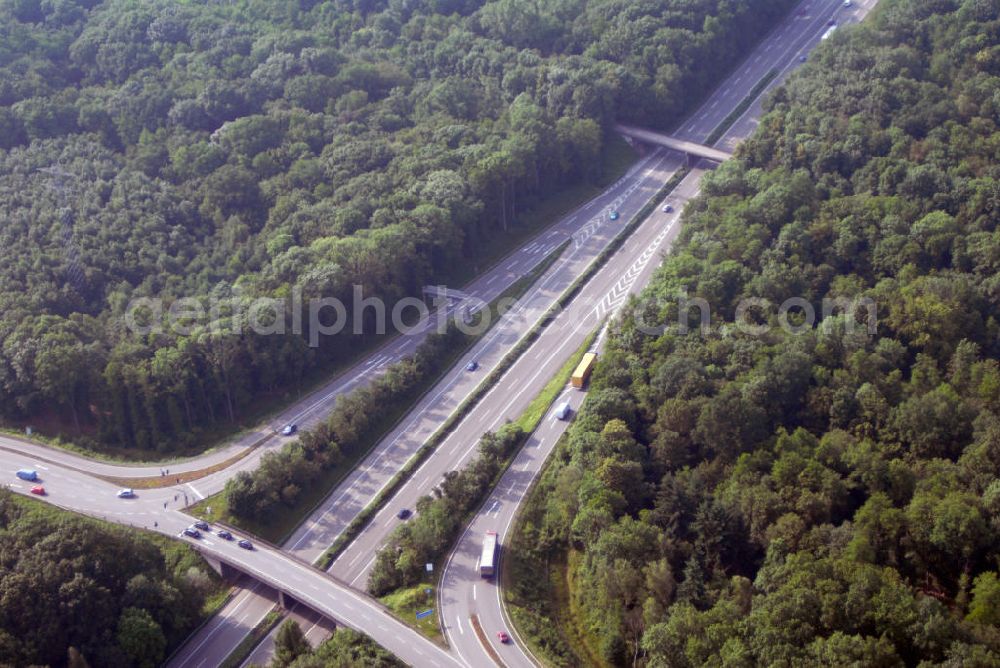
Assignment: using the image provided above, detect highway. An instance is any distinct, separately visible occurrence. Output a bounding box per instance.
[435,166,700,668]
[0,0,879,666]
[440,0,882,667]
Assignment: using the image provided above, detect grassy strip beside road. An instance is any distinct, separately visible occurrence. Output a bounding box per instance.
[100,445,257,489]
[503,435,592,668]
[379,583,444,643]
[190,245,565,544]
[320,167,691,570]
[218,609,284,668]
[704,68,780,146]
[514,332,597,434]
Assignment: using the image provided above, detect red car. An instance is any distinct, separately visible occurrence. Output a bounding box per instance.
[30,485,45,495]
[497,631,510,644]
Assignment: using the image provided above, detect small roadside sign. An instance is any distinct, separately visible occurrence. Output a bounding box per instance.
[416,609,434,620]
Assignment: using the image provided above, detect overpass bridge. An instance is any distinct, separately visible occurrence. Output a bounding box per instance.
[615,123,733,164]
[423,284,487,323]
[190,533,462,668]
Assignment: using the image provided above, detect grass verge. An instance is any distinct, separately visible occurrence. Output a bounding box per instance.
[218,609,284,668]
[190,244,566,544]
[502,436,598,667]
[99,445,258,489]
[379,583,443,643]
[514,332,597,434]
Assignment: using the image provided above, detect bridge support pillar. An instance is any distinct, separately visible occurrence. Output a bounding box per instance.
[199,554,241,583]
[278,590,298,610]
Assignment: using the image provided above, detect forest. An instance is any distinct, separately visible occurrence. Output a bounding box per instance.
[508,0,1000,665]
[0,490,225,667]
[0,0,797,453]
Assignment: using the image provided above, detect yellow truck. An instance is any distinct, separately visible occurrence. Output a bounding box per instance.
[571,352,597,389]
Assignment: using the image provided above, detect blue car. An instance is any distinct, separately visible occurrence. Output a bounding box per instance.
[183,527,201,539]
[609,210,620,220]
[465,361,479,372]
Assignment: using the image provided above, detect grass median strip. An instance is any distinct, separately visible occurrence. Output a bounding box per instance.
[98,445,259,489]
[471,615,505,666]
[514,331,597,434]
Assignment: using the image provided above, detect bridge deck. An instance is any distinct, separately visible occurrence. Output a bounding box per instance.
[615,124,733,162]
